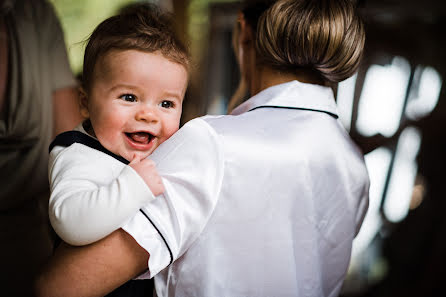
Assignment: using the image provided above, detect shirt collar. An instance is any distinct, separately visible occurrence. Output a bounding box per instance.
[230,80,338,118]
[51,123,129,164]
[74,122,94,137]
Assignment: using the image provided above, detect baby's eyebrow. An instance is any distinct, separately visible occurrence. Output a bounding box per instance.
[109,84,140,92]
[162,91,182,99]
[164,87,187,98]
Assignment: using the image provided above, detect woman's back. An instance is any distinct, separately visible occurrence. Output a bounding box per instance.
[153,80,369,297]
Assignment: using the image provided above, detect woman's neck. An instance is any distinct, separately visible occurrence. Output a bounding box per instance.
[250,66,325,96]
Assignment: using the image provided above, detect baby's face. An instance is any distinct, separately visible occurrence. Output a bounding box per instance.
[83,49,188,161]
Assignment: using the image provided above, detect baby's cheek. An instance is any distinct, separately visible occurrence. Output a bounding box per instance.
[97,134,119,155]
[167,126,180,139]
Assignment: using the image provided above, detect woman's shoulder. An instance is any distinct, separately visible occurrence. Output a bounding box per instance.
[179,116,222,138]
[180,115,243,140]
[197,113,251,135]
[150,117,225,164]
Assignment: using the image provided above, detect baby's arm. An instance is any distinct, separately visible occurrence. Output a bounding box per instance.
[49,145,161,246]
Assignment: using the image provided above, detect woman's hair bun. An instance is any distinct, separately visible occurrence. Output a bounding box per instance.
[255,0,365,83]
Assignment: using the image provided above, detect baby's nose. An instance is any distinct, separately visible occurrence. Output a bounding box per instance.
[135,105,159,122]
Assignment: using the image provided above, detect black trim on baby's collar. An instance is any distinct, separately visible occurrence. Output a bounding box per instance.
[139,209,174,266]
[248,105,338,119]
[49,130,130,164]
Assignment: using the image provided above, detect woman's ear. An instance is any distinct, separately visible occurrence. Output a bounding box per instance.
[79,88,90,119]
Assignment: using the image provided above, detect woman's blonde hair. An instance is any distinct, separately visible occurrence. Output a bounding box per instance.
[244,0,365,83]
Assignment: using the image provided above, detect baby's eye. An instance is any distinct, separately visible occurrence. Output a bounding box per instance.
[119,94,137,102]
[160,100,174,109]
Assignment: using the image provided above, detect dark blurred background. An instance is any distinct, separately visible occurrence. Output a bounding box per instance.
[50,0,445,295]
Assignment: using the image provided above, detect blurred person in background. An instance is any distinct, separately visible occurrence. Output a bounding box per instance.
[0,0,82,295]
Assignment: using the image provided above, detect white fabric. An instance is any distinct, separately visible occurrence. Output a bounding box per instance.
[120,80,369,297]
[122,118,225,278]
[48,125,155,246]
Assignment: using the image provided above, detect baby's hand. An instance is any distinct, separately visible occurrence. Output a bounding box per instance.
[129,155,165,196]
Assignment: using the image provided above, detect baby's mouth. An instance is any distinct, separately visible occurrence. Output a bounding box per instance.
[125,132,154,144]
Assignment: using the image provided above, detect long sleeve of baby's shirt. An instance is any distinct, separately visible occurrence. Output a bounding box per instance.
[48,143,155,246]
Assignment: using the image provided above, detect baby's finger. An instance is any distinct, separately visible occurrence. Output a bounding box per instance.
[129,154,141,165]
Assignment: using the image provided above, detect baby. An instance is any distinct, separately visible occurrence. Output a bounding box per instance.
[48,3,189,245]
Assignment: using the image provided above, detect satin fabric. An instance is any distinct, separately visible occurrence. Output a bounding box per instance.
[122,80,370,297]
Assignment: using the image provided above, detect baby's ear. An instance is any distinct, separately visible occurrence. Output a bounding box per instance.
[79,88,90,119]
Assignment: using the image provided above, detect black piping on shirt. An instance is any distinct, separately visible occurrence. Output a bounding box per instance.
[49,131,129,164]
[249,105,339,119]
[139,209,174,265]
[49,130,174,266]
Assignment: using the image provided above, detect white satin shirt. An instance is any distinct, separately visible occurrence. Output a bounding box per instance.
[121,80,369,297]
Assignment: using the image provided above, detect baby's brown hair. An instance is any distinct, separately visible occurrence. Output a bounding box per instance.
[82,3,190,92]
